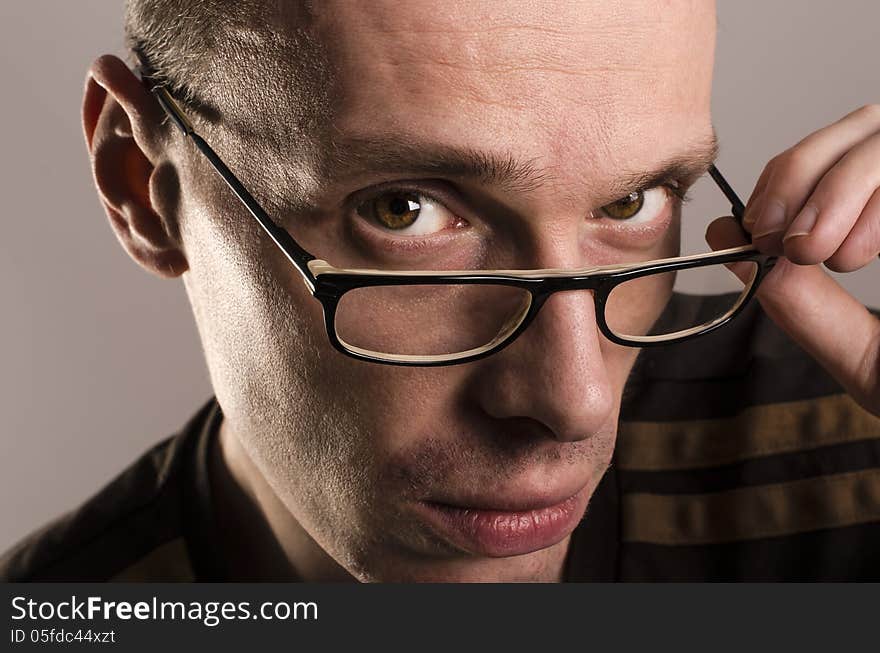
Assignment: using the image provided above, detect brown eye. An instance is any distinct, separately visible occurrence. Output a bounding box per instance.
[600,190,645,220]
[358,192,422,230]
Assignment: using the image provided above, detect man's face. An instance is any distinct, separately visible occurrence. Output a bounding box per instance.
[178,0,716,581]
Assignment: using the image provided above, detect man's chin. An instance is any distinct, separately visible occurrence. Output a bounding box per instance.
[354,536,577,583]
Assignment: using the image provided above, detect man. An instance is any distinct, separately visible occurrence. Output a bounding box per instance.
[2,0,880,581]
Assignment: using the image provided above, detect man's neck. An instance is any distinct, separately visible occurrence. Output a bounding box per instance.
[208,416,355,582]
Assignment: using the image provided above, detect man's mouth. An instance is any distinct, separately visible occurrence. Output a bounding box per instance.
[413,483,591,557]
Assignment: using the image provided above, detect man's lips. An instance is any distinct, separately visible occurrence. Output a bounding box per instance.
[413,483,592,557]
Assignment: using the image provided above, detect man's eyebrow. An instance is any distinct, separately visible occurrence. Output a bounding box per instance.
[608,134,719,200]
[320,131,719,198]
[322,135,548,192]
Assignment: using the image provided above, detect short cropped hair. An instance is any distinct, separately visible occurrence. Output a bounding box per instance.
[124,0,333,140]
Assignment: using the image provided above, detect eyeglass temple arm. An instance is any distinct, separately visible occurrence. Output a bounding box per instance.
[708,164,746,222]
[142,75,318,290]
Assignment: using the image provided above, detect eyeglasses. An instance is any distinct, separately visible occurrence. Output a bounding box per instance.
[142,71,776,367]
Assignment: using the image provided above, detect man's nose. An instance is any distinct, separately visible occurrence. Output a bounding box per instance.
[470,287,617,443]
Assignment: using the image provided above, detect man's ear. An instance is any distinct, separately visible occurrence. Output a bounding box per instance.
[83,54,188,278]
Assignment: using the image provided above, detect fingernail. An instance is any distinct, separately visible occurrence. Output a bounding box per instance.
[752,199,787,239]
[783,204,819,241]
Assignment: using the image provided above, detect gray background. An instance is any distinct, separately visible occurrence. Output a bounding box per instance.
[1,1,878,552]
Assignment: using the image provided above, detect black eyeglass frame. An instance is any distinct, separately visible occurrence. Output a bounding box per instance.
[141,70,777,367]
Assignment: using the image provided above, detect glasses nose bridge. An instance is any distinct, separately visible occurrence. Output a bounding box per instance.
[539,272,606,294]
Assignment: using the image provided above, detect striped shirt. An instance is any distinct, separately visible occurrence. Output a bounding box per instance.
[3,299,880,581]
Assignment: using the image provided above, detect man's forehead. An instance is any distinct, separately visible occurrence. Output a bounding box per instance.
[311,0,712,64]
[225,0,716,203]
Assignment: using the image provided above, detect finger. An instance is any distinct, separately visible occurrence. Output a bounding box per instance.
[826,185,880,272]
[748,104,880,247]
[742,166,774,232]
[706,215,749,249]
[705,215,754,282]
[781,129,880,265]
[754,259,880,413]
